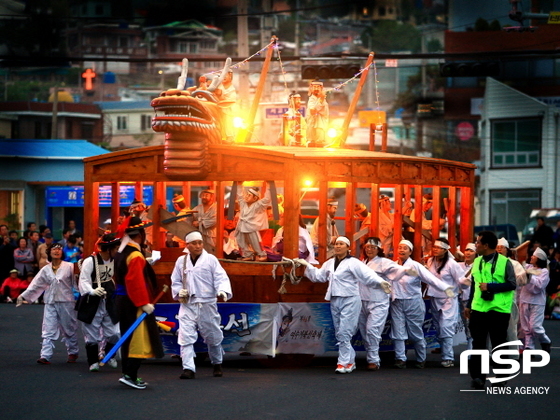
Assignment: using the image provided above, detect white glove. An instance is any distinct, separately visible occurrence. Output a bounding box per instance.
[218,291,228,302]
[91,287,106,297]
[141,303,155,315]
[380,280,392,294]
[459,277,472,287]
[178,289,189,304]
[405,268,418,277]
[16,295,25,307]
[445,287,456,298]
[293,258,311,268]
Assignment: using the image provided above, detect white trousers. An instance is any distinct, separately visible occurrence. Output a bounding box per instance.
[41,302,79,360]
[519,302,551,349]
[430,296,458,361]
[236,231,265,258]
[81,300,119,345]
[178,302,224,372]
[390,298,426,362]
[330,295,361,366]
[358,299,390,365]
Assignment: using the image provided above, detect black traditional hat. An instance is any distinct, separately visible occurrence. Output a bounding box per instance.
[125,216,153,234]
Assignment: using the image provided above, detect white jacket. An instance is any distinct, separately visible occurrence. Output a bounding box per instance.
[171,249,232,303]
[359,256,407,302]
[21,261,75,304]
[392,258,449,300]
[305,255,384,301]
[519,265,549,306]
[426,256,464,298]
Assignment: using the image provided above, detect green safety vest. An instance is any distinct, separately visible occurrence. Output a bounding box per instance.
[471,253,514,313]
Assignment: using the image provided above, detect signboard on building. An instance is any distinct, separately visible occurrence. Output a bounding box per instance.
[548,11,560,23]
[46,186,153,207]
[455,121,475,141]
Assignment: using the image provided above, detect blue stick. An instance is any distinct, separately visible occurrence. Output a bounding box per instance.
[99,285,168,366]
[100,312,147,366]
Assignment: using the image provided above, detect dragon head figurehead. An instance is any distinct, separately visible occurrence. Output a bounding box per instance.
[151,58,232,179]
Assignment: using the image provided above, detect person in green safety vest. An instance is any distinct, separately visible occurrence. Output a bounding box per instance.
[464,230,516,390]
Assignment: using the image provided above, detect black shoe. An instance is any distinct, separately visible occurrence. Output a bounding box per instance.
[394,360,407,369]
[119,375,147,389]
[180,369,195,379]
[541,342,551,353]
[213,364,223,377]
[414,361,425,369]
[471,378,485,390]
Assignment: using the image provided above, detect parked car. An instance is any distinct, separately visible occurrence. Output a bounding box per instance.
[522,208,560,242]
[474,224,520,247]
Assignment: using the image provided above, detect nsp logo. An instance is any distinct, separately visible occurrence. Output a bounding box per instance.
[460,340,550,384]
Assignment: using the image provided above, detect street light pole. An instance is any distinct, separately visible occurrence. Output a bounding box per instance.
[51,85,58,139]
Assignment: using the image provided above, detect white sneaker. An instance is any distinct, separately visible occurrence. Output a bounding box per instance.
[335,364,347,373]
[107,358,118,369]
[345,363,356,373]
[441,360,454,368]
[89,362,100,372]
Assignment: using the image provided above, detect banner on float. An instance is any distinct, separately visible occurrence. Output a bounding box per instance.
[155,300,460,357]
[155,303,277,357]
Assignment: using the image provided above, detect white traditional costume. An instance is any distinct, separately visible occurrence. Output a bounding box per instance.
[359,254,407,367]
[519,247,551,350]
[79,253,120,370]
[426,243,463,364]
[303,245,387,370]
[391,240,451,365]
[171,234,232,373]
[20,260,79,362]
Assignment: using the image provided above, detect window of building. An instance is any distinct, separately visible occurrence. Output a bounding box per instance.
[176,41,188,53]
[503,61,529,79]
[34,121,42,138]
[491,118,541,168]
[489,189,540,232]
[532,59,554,78]
[141,115,152,131]
[81,122,94,141]
[117,116,128,131]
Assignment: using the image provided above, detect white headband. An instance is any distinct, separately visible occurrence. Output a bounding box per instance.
[328,201,338,206]
[497,238,509,249]
[185,231,203,243]
[434,240,450,250]
[366,238,382,248]
[465,242,476,252]
[336,236,350,247]
[247,188,259,197]
[534,247,548,261]
[399,239,413,251]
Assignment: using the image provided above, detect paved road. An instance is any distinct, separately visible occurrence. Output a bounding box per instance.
[1,304,558,420]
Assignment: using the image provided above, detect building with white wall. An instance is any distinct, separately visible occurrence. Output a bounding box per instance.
[95,101,164,149]
[478,78,560,231]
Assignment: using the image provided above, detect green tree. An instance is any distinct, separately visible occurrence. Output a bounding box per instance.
[474,18,490,31]
[361,21,421,54]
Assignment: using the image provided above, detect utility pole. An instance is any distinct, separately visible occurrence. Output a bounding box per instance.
[51,85,59,139]
[294,0,300,57]
[237,0,250,107]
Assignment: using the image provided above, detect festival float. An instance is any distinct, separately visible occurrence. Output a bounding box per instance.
[83,37,476,360]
